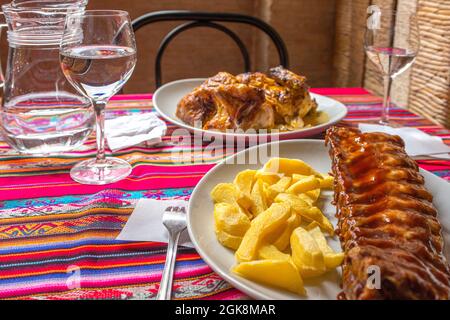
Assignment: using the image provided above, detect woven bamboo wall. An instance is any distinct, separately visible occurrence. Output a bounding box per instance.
[332,0,370,87]
[336,0,450,128]
[408,0,450,127]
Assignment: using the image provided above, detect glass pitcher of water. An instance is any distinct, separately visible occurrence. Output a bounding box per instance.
[0,0,94,154]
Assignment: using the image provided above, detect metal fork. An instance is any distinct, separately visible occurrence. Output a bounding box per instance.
[156,208,187,300]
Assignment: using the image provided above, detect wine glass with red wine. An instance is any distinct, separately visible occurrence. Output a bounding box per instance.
[60,10,137,184]
[365,7,420,125]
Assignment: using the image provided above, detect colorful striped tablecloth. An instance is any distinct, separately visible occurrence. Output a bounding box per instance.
[0,88,449,300]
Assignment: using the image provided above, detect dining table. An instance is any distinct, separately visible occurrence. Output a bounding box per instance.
[0,87,449,300]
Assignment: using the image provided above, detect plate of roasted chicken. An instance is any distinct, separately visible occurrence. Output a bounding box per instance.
[187,127,450,300]
[153,66,347,139]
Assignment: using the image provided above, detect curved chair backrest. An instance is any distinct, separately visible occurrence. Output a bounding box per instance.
[132,10,289,88]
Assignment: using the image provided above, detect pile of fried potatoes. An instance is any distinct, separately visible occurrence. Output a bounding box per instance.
[210,157,344,295]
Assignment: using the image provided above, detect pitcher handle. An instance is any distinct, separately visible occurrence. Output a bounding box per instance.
[0,12,6,89]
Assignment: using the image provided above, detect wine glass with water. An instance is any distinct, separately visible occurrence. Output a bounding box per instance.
[365,7,419,125]
[60,10,137,184]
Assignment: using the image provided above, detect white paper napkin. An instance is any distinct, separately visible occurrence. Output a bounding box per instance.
[359,124,450,159]
[105,112,167,151]
[116,198,193,247]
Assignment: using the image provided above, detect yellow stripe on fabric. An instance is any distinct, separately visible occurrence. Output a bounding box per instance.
[0,230,120,247]
[0,208,132,226]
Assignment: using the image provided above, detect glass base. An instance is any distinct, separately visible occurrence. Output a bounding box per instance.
[378,118,401,127]
[70,157,132,185]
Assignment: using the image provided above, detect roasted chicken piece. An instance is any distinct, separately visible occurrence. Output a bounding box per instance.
[176,67,317,131]
[325,127,450,300]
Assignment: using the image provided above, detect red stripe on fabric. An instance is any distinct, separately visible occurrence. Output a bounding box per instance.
[310,87,370,95]
[110,93,153,101]
[0,176,204,200]
[0,164,215,200]
[419,163,450,172]
[0,163,214,187]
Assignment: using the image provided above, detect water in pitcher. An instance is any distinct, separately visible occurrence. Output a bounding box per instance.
[1,92,94,154]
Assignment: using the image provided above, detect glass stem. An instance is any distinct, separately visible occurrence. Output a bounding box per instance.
[381,75,392,124]
[94,100,107,163]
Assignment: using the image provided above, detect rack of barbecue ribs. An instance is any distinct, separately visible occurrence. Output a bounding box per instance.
[325,126,450,300]
[175,66,318,131]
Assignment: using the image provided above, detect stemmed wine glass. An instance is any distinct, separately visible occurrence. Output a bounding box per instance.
[364,7,420,125]
[60,10,137,184]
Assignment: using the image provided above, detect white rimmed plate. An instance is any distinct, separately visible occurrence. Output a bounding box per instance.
[153,78,348,139]
[187,139,450,300]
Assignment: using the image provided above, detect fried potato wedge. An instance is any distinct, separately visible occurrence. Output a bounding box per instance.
[302,207,334,235]
[305,189,320,203]
[262,158,316,176]
[232,260,305,295]
[305,221,320,231]
[323,252,344,269]
[266,176,292,200]
[258,244,290,261]
[214,203,251,237]
[290,227,326,278]
[319,174,333,189]
[250,179,268,216]
[308,226,333,254]
[274,192,309,210]
[215,229,243,250]
[273,212,301,251]
[255,171,281,185]
[286,176,320,194]
[235,203,291,262]
[308,227,344,269]
[211,183,252,209]
[292,174,309,183]
[233,169,257,196]
[275,193,333,235]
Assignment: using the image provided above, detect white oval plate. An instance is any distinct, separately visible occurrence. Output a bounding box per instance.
[187,139,450,300]
[153,78,348,139]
